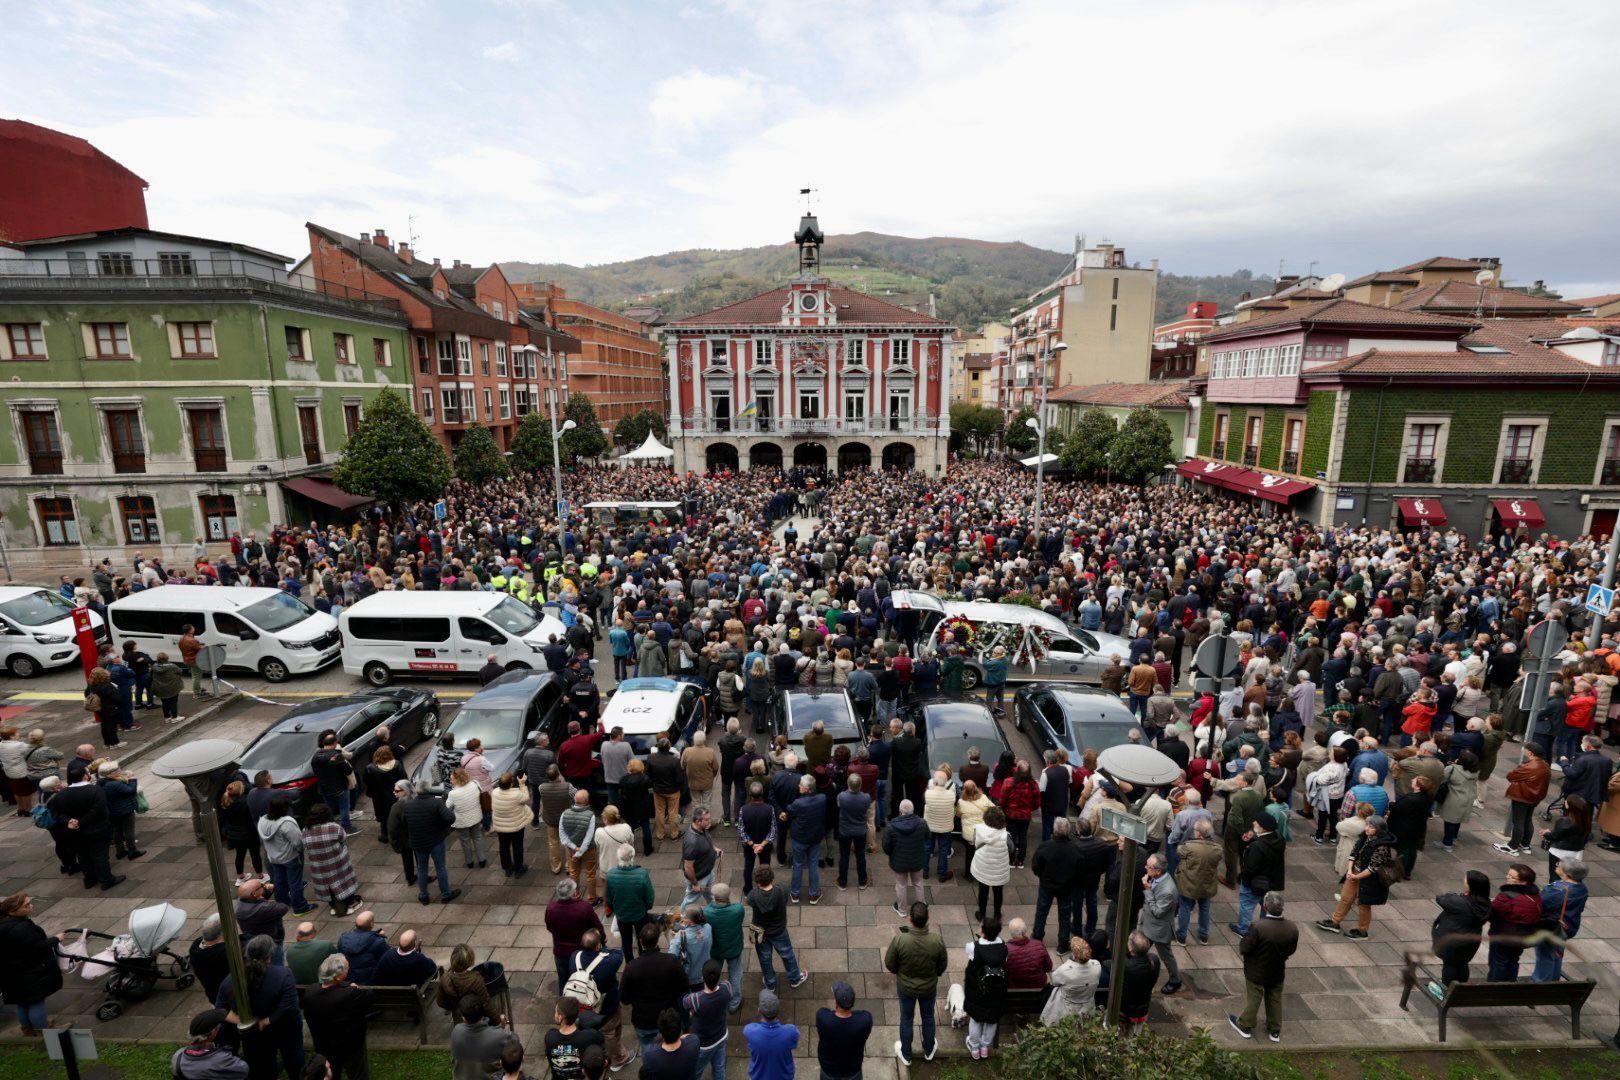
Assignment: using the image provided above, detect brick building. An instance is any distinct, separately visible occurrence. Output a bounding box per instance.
[0,120,149,244]
[303,225,575,451]
[511,282,662,445]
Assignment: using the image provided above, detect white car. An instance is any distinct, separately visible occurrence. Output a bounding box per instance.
[0,586,106,678]
[599,677,709,756]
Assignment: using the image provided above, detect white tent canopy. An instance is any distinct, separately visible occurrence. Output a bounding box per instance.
[620,431,674,461]
[1019,453,1059,467]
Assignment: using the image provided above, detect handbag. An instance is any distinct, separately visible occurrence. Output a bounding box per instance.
[1539,886,1570,936]
[135,791,150,814]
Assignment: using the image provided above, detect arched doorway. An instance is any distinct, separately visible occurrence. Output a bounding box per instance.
[749,443,783,470]
[838,443,871,473]
[882,444,916,471]
[792,443,827,469]
[705,444,739,473]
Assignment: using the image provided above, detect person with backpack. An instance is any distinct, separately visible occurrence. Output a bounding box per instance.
[565,929,632,1072]
[963,914,1008,1060]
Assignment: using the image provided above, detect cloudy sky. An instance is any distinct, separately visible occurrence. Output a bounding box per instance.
[11,0,1620,294]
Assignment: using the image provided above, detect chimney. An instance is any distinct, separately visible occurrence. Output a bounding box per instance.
[373,228,390,250]
[360,232,372,245]
[397,243,412,264]
[453,259,465,269]
[432,257,441,268]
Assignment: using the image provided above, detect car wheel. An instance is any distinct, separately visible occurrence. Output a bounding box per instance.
[960,666,981,691]
[420,708,441,741]
[363,662,393,687]
[504,661,531,673]
[259,657,290,683]
[96,1002,123,1022]
[6,654,40,679]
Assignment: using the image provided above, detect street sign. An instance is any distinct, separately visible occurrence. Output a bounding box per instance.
[1193,632,1242,685]
[194,644,228,674]
[558,498,570,524]
[1101,807,1148,845]
[1585,584,1614,617]
[1525,619,1569,660]
[433,501,448,521]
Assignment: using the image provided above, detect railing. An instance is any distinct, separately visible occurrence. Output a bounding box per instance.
[0,257,403,318]
[303,443,321,467]
[1281,451,1300,474]
[678,416,944,436]
[442,408,464,425]
[1212,440,1226,459]
[1404,457,1437,483]
[1604,459,1620,485]
[1499,457,1534,484]
[1242,446,1258,465]
[112,450,145,474]
[28,450,64,475]
[194,448,226,472]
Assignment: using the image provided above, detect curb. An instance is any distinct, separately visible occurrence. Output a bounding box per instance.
[117,692,244,769]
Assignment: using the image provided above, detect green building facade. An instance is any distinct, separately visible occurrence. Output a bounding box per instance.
[0,230,410,569]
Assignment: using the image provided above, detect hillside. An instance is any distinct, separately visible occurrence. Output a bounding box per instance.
[502,233,1271,329]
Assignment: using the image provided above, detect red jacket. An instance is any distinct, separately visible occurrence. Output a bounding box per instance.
[991,776,1040,823]
[1564,693,1597,732]
[1400,701,1436,737]
[558,730,606,782]
[1003,936,1053,989]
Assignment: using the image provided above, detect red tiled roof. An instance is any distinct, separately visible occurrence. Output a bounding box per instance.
[1568,293,1620,310]
[1204,297,1472,340]
[669,285,950,327]
[962,352,992,370]
[1388,280,1581,315]
[1392,256,1493,273]
[1342,271,1420,288]
[1047,380,1190,408]
[1302,323,1612,377]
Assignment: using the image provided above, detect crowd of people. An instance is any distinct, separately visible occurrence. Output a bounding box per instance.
[9,456,1620,1072]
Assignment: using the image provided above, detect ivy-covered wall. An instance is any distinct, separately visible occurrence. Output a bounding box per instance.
[1303,391,1335,478]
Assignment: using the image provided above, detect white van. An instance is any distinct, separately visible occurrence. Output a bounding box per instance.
[0,586,106,678]
[339,592,569,687]
[108,585,340,683]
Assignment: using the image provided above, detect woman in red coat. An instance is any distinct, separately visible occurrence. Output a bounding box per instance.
[990,760,1041,869]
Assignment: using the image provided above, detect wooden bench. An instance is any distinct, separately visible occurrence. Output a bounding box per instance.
[994,985,1053,1039]
[297,978,438,1045]
[1398,961,1596,1042]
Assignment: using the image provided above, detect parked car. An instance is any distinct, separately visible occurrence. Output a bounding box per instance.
[109,585,340,683]
[238,687,441,815]
[597,676,709,757]
[1013,683,1139,760]
[889,590,1131,690]
[411,670,565,791]
[904,697,1012,774]
[0,585,106,678]
[772,687,863,760]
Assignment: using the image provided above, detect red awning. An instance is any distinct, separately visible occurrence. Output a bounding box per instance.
[283,475,374,511]
[1492,497,1546,529]
[1176,458,1252,489]
[1395,497,1448,526]
[1176,458,1315,503]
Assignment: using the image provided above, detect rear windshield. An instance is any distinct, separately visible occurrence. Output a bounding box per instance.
[0,590,74,627]
[242,731,319,772]
[241,593,316,633]
[1071,720,1140,754]
[447,707,526,750]
[786,696,860,741]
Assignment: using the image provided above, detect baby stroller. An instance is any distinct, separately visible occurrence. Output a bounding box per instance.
[60,902,193,1021]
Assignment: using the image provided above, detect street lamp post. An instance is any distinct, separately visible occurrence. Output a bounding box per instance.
[1026,341,1068,541]
[152,739,254,1025]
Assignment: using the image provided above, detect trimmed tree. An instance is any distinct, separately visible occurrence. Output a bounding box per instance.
[1004,406,1039,453]
[950,403,1004,456]
[509,412,555,474]
[332,389,451,505]
[453,423,508,485]
[560,395,610,462]
[1060,408,1118,479]
[1109,405,1177,483]
[613,408,668,450]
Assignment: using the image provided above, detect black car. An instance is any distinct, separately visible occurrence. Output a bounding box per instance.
[772,687,863,759]
[904,697,1012,776]
[239,687,441,814]
[411,670,565,790]
[1013,683,1139,760]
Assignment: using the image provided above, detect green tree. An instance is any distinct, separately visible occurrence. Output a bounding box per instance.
[332,389,451,506]
[1110,405,1177,483]
[452,424,508,485]
[613,408,668,450]
[949,403,1004,456]
[559,395,610,462]
[509,411,555,474]
[1060,408,1119,478]
[1004,406,1039,453]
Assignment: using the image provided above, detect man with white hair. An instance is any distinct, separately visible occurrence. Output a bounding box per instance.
[305,952,373,1080]
[1002,917,1052,990]
[681,729,720,821]
[922,771,957,884]
[787,774,827,904]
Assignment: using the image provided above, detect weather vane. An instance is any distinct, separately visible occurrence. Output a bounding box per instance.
[799,187,817,213]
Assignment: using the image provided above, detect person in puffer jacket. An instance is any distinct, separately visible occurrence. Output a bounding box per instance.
[1486,863,1543,981]
[971,806,1011,922]
[883,801,929,914]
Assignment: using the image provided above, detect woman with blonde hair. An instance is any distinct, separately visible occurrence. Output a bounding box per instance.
[594,804,634,898]
[446,767,486,869]
[490,771,530,878]
[956,780,994,883]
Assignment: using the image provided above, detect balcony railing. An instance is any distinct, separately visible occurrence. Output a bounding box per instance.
[194,448,227,472]
[28,450,63,475]
[1242,447,1258,466]
[678,416,943,437]
[1603,458,1620,485]
[1281,451,1300,474]
[1499,457,1534,484]
[1404,457,1437,483]
[1212,440,1226,460]
[112,450,145,474]
[303,443,322,467]
[441,408,464,425]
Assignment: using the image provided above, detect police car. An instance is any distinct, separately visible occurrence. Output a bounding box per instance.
[599,676,709,756]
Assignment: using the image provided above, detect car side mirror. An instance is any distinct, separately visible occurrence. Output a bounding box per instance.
[239,630,257,641]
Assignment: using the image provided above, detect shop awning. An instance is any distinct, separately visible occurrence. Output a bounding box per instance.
[1396,497,1448,526]
[1491,497,1546,529]
[1176,459,1315,504]
[282,475,374,510]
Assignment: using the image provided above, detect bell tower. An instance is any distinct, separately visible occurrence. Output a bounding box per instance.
[795,213,824,275]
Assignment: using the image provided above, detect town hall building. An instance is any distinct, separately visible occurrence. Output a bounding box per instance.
[663,215,954,475]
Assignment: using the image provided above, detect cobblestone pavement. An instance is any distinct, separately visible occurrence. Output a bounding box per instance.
[4,654,1617,1067]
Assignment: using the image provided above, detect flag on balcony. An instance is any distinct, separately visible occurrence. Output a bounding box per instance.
[737,400,759,419]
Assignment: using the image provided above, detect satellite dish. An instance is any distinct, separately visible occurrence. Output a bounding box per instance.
[1565,326,1603,340]
[1475,269,1497,286]
[1318,272,1346,293]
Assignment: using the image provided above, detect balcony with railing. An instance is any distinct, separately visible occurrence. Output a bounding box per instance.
[1603,458,1620,485]
[193,447,227,472]
[678,416,943,437]
[1498,457,1534,484]
[1212,440,1226,460]
[1404,457,1437,483]
[1242,446,1259,466]
[112,450,145,474]
[1281,451,1300,474]
[28,449,64,475]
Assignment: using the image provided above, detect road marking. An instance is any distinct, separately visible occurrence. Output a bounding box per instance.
[7,692,87,701]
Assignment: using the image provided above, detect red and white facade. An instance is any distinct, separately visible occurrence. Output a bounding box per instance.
[662,215,954,474]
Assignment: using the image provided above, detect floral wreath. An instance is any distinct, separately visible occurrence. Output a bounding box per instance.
[935,616,977,648]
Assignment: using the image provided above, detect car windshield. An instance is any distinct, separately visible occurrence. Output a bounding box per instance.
[0,590,75,627]
[1069,628,1101,651]
[487,596,540,635]
[240,593,316,633]
[786,696,860,740]
[242,730,319,772]
[1070,719,1140,754]
[447,707,526,749]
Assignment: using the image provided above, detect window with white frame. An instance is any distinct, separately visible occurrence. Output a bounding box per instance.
[441,388,459,421]
[754,339,772,364]
[1280,344,1302,375]
[437,338,455,375]
[848,339,865,365]
[844,389,866,421]
[798,387,820,419]
[892,338,912,364]
[499,388,510,419]
[496,343,508,376]
[460,388,476,419]
[1260,347,1277,377]
[1604,340,1620,366]
[457,337,472,375]
[420,388,434,422]
[483,389,493,419]
[479,342,490,375]
[710,339,729,363]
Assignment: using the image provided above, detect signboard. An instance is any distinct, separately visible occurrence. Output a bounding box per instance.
[558,498,570,525]
[433,501,448,522]
[1192,633,1242,687]
[1585,584,1614,617]
[1101,807,1148,845]
[1525,619,1569,661]
[45,1029,98,1062]
[194,644,228,674]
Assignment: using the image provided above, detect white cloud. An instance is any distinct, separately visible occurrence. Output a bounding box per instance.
[648,68,767,136]
[480,41,521,62]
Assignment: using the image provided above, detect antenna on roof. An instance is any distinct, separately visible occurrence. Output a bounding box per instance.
[407,215,419,250]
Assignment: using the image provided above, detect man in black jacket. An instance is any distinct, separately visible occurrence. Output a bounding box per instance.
[1230,891,1298,1042]
[1231,813,1285,936]
[233,880,289,952]
[304,954,374,1080]
[889,721,925,814]
[1030,816,1079,945]
[401,781,460,905]
[1069,817,1115,938]
[51,777,123,890]
[309,731,356,834]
